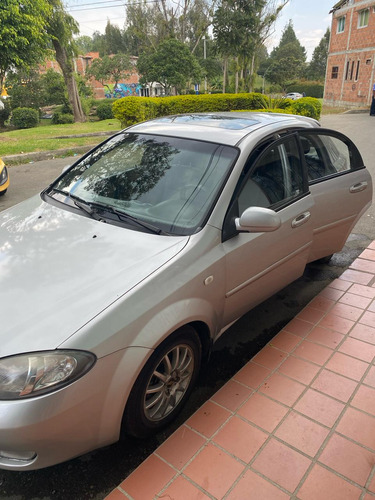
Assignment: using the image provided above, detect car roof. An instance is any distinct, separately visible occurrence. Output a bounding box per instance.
[126,112,319,146]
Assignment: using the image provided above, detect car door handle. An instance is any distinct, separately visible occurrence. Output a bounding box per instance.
[350,181,368,193]
[292,211,311,228]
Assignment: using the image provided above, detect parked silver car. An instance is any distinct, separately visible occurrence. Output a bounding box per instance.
[0,112,372,470]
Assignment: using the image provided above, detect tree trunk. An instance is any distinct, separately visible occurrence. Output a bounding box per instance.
[53,40,86,123]
[235,57,239,94]
[249,54,256,92]
[223,57,227,93]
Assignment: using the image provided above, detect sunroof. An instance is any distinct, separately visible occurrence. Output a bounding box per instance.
[155,114,259,130]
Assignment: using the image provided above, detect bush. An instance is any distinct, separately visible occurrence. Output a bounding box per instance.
[96,101,114,120]
[287,82,324,98]
[11,107,39,129]
[112,93,271,126]
[290,97,322,120]
[112,93,322,126]
[51,111,74,124]
[235,108,293,115]
[112,96,159,126]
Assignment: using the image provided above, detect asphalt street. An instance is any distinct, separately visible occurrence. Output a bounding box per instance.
[0,112,374,499]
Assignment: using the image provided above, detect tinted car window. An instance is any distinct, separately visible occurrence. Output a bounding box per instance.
[300,132,357,183]
[238,136,304,213]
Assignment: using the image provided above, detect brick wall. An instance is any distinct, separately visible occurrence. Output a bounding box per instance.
[40,52,141,99]
[324,0,375,107]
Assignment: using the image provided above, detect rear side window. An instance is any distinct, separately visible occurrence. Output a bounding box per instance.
[299,132,364,183]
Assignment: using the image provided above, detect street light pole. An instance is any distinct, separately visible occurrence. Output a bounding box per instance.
[203,36,207,93]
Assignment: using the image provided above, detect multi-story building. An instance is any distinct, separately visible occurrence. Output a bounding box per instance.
[324,0,375,108]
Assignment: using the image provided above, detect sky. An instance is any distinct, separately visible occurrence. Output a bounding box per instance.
[65,0,333,60]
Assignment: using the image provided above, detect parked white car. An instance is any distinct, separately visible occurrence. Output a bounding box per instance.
[0,112,371,470]
[284,92,304,100]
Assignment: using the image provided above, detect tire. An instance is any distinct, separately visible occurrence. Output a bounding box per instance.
[313,254,333,264]
[123,326,201,438]
[0,189,6,196]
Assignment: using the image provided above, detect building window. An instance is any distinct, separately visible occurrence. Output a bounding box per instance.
[355,61,360,81]
[366,59,372,65]
[358,9,369,28]
[337,16,346,33]
[345,61,350,80]
[332,66,339,79]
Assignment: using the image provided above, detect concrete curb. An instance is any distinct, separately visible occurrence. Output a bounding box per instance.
[3,146,93,165]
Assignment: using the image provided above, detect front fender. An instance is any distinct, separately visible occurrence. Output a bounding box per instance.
[127,297,219,349]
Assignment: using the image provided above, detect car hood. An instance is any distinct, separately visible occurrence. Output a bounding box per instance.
[0,196,189,357]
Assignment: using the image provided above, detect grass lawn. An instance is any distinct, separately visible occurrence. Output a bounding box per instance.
[0,119,122,156]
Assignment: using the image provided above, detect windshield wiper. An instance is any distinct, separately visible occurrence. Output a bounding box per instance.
[72,196,167,235]
[72,198,104,222]
[109,207,169,235]
[50,189,167,234]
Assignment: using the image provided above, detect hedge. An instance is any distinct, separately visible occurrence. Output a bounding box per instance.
[112,93,322,127]
[96,101,114,120]
[287,82,324,98]
[11,107,39,129]
[51,111,74,124]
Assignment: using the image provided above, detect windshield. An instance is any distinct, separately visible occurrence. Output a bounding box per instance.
[50,133,238,235]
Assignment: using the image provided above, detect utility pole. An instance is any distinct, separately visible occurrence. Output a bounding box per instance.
[203,36,207,93]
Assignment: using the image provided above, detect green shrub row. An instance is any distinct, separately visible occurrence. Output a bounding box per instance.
[287,82,324,99]
[112,93,322,127]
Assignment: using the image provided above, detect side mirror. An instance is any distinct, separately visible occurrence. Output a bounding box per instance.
[235,206,281,233]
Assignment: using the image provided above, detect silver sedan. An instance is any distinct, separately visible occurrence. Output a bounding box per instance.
[0,112,371,470]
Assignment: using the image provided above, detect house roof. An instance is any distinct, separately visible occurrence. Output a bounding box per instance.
[330,0,349,13]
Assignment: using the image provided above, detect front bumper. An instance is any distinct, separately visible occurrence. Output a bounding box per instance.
[0,346,151,470]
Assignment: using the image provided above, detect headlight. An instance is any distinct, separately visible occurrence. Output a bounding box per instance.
[0,350,96,400]
[0,165,7,185]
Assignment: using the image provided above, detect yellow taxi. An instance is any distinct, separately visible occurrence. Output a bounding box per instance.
[0,158,9,196]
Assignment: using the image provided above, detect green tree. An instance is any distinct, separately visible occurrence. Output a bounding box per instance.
[40,69,66,105]
[213,0,288,93]
[75,35,94,55]
[123,0,216,55]
[47,0,86,122]
[6,69,44,109]
[91,31,107,56]
[137,39,202,95]
[307,28,330,81]
[266,20,307,91]
[87,54,133,91]
[104,22,127,54]
[0,0,52,88]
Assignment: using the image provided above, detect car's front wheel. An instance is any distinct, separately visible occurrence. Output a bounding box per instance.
[0,189,6,196]
[123,326,201,438]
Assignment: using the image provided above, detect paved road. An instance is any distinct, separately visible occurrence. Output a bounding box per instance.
[0,113,374,499]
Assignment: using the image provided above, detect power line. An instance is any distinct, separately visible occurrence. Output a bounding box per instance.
[67,0,159,12]
[67,0,126,7]
[69,4,125,11]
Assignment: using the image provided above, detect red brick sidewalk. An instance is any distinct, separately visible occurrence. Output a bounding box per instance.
[106,242,375,500]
